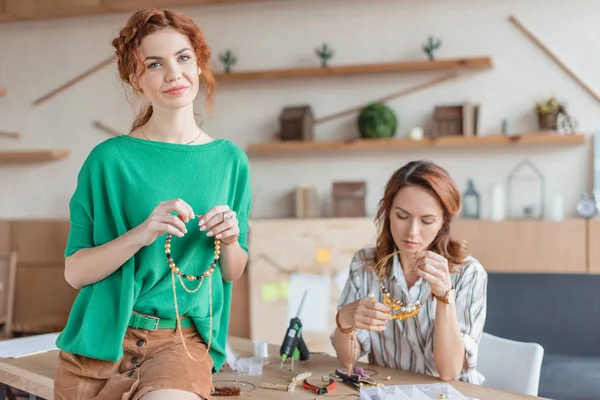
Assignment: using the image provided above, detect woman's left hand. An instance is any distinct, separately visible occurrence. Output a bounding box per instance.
[198,205,239,243]
[413,250,452,297]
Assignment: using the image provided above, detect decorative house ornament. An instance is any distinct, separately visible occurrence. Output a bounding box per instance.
[431,103,479,138]
[315,43,334,67]
[219,49,237,73]
[279,105,315,141]
[422,35,442,60]
[461,179,481,219]
[506,159,545,219]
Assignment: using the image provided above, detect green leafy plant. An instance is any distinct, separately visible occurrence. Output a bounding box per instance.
[535,97,562,115]
[357,103,398,139]
[219,50,237,73]
[422,35,442,61]
[315,43,334,67]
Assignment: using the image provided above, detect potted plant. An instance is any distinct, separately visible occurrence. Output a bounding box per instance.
[534,97,562,131]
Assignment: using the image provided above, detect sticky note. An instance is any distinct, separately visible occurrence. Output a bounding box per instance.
[261,284,279,302]
[316,248,331,265]
[278,281,290,299]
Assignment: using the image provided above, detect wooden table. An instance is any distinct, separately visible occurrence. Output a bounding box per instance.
[0,336,546,400]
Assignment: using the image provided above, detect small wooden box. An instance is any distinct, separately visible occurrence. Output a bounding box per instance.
[279,105,314,141]
[332,181,366,217]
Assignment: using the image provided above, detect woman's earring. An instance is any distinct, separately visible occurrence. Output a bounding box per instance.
[198,67,202,75]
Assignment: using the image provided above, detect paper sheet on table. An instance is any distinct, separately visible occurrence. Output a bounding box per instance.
[0,332,60,358]
[287,273,331,333]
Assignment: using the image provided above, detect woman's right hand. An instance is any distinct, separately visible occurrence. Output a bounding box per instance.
[339,298,392,332]
[133,199,195,247]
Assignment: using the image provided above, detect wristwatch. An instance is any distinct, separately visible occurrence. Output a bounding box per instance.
[432,287,456,304]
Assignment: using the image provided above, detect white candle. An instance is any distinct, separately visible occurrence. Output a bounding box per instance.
[491,183,505,221]
[409,127,424,141]
[551,195,564,221]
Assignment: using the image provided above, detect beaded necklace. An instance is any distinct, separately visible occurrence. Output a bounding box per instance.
[165,233,220,362]
[372,250,423,321]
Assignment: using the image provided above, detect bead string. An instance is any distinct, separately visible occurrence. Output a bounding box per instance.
[166,233,219,362]
[371,250,423,321]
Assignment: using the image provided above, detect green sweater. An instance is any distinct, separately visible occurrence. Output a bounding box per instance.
[55,135,252,373]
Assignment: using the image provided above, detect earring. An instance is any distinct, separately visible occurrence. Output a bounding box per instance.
[198,68,202,75]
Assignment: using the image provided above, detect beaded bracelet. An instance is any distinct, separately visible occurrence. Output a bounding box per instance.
[221,234,239,245]
[335,310,354,335]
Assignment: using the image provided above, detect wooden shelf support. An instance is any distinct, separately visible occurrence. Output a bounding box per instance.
[0,150,69,164]
[0,131,20,140]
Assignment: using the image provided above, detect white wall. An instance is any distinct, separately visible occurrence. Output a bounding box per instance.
[1,0,598,220]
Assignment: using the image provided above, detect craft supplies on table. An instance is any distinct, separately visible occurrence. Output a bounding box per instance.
[359,383,476,400]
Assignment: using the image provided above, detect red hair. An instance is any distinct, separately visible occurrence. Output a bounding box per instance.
[112,8,216,132]
[373,160,469,278]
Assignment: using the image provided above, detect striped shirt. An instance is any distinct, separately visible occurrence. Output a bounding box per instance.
[331,247,487,384]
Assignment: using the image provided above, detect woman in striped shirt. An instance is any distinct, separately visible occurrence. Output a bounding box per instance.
[332,160,487,384]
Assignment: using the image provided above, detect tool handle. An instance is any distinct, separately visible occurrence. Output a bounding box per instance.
[297,334,310,361]
[280,317,302,356]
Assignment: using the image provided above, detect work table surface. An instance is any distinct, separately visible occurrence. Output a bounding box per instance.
[0,336,546,400]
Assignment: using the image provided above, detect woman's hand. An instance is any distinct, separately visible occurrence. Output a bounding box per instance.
[198,205,239,244]
[414,250,452,297]
[133,198,195,246]
[339,298,392,332]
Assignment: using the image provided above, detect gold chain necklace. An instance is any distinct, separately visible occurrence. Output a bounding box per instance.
[141,126,202,145]
[165,233,220,362]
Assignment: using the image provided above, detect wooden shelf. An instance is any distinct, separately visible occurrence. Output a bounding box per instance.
[246,133,587,155]
[215,57,493,82]
[0,150,69,164]
[0,0,285,23]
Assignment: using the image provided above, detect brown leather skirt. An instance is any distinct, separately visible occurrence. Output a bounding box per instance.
[53,325,215,400]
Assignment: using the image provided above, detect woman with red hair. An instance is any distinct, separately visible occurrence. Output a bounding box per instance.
[54,8,251,400]
[332,160,487,384]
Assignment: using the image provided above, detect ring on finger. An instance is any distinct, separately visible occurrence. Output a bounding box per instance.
[224,211,234,221]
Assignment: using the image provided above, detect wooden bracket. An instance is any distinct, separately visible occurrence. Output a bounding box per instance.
[0,87,6,97]
[92,121,123,136]
[314,72,458,124]
[32,55,117,106]
[509,15,600,105]
[0,132,20,140]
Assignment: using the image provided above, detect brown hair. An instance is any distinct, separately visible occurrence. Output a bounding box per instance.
[112,8,216,132]
[373,160,469,278]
